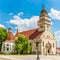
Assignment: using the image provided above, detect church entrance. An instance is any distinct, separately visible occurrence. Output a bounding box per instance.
[47,48,50,54]
[46,42,51,55]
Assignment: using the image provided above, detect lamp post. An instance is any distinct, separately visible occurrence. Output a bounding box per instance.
[35,39,42,60]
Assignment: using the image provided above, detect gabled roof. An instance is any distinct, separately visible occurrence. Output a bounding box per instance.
[15,29,43,40]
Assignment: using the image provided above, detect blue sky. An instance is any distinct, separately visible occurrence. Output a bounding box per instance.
[0,0,60,47]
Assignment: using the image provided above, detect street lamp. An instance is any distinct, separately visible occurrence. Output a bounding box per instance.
[35,39,42,60]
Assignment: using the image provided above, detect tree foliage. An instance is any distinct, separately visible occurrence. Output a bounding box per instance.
[15,34,31,54]
[0,27,8,51]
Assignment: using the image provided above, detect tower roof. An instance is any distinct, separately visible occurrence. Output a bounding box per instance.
[41,6,47,13]
[40,6,48,17]
[5,31,15,42]
[5,27,15,42]
[8,27,12,32]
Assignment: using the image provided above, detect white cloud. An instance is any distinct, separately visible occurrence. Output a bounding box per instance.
[8,11,53,32]
[55,31,60,39]
[55,31,60,47]
[51,22,53,26]
[0,24,5,28]
[13,15,20,20]
[49,8,60,20]
[18,12,23,16]
[8,15,39,32]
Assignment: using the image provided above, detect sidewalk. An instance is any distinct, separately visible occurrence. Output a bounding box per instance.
[0,55,59,60]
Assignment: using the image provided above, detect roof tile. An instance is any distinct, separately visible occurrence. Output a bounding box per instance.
[15,29,43,40]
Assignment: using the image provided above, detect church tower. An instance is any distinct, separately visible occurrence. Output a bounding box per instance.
[37,6,51,31]
[37,6,56,55]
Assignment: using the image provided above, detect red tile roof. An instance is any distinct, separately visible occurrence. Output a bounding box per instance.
[57,47,60,51]
[5,31,15,42]
[15,29,43,40]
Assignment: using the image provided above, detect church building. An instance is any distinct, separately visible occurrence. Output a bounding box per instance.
[2,7,57,55]
[15,7,56,55]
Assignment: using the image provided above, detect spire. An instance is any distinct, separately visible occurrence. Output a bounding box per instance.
[41,5,47,13]
[16,29,18,34]
[42,4,45,10]
[40,5,48,17]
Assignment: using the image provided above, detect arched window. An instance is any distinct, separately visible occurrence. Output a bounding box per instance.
[43,42,44,47]
[7,44,9,46]
[40,26,43,28]
[53,43,54,48]
[7,48,9,51]
[3,44,5,51]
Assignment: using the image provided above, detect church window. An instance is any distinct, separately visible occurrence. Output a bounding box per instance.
[10,45,11,47]
[7,48,9,51]
[3,44,5,51]
[53,43,54,48]
[12,45,14,48]
[40,26,43,28]
[7,44,9,46]
[43,42,44,47]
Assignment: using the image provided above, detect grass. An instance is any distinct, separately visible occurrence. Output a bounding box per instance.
[0,54,32,56]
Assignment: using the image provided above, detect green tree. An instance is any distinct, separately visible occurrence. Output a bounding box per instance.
[0,27,8,51]
[15,34,31,54]
[15,40,22,54]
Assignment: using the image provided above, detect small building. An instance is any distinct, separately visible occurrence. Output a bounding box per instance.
[2,27,15,54]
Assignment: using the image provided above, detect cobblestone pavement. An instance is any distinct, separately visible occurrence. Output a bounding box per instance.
[0,55,60,60]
